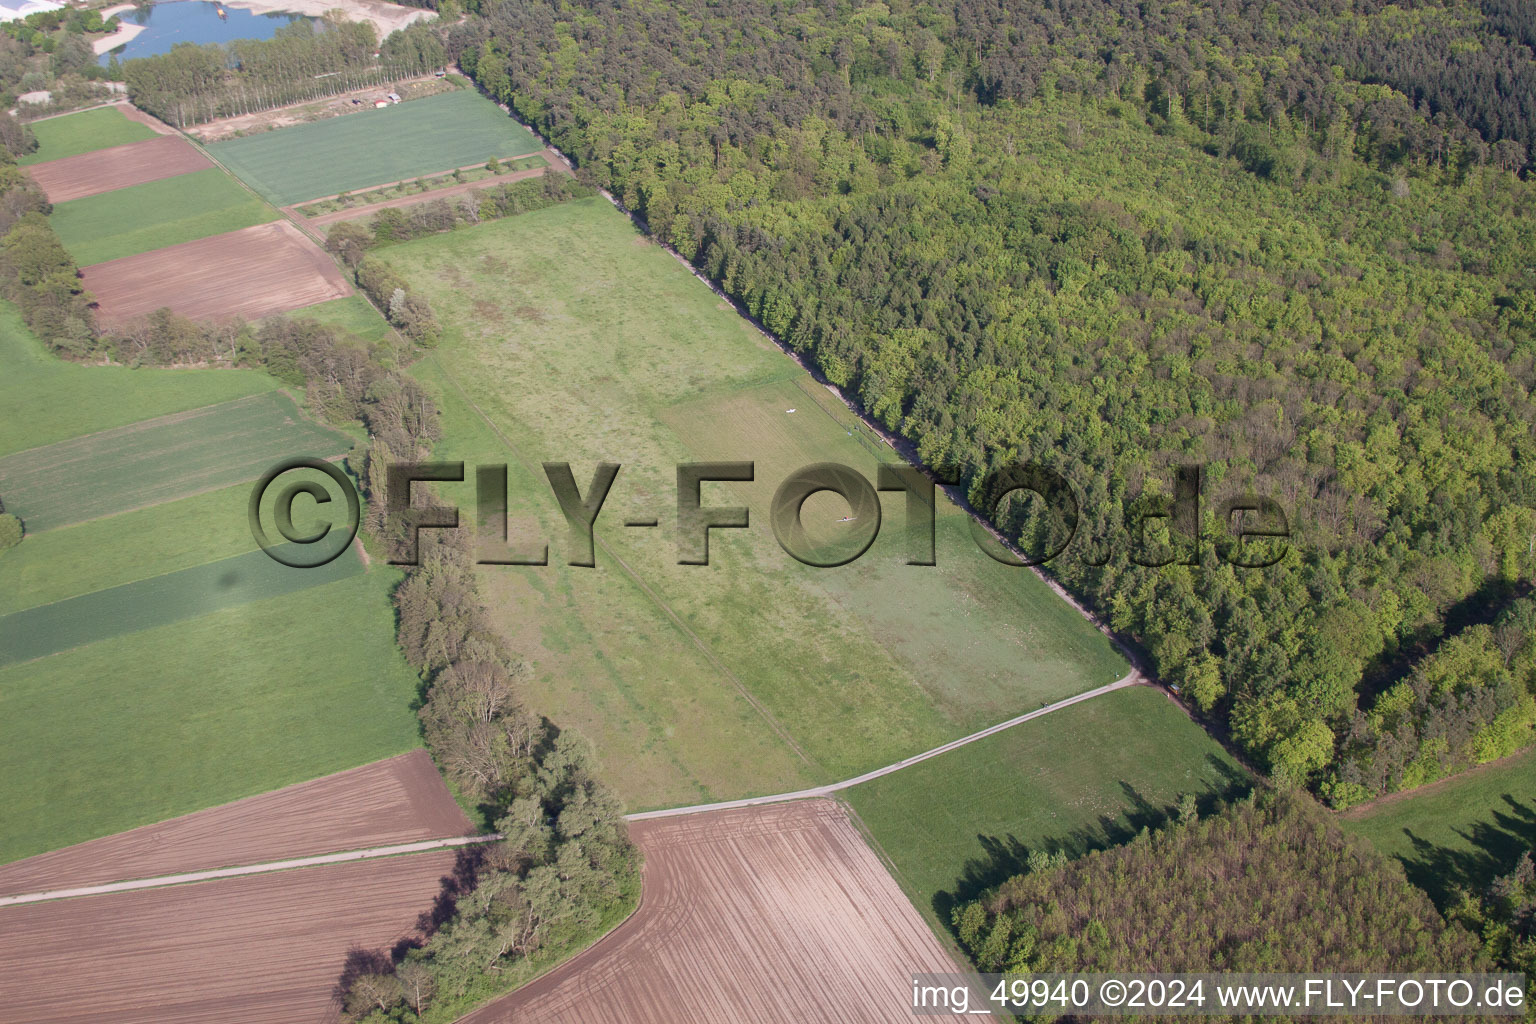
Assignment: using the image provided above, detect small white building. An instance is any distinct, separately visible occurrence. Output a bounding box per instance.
[0,0,64,23]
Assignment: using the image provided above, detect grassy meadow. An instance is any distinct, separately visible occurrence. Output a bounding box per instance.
[376,197,1127,810]
[846,686,1249,932]
[1342,747,1536,906]
[50,167,277,266]
[208,90,543,205]
[19,106,156,165]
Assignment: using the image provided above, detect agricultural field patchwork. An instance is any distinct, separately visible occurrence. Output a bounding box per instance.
[207,89,543,205]
[18,105,157,165]
[0,389,352,533]
[378,198,1127,810]
[50,167,277,266]
[846,686,1250,930]
[0,304,276,458]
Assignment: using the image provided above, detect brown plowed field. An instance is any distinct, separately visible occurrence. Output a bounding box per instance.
[0,850,458,1024]
[466,799,969,1023]
[27,134,210,202]
[0,750,472,896]
[82,220,352,326]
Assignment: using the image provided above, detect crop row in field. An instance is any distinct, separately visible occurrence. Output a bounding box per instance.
[0,542,363,667]
[0,388,352,532]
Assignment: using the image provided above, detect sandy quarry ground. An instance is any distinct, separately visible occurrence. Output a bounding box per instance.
[26,134,208,202]
[465,799,971,1023]
[226,0,434,42]
[0,850,463,1024]
[0,750,473,897]
[82,219,352,325]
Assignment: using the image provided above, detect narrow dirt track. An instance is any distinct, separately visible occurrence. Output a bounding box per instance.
[0,750,473,898]
[461,800,971,1024]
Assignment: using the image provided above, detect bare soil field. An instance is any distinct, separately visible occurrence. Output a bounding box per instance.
[82,220,352,326]
[27,135,210,202]
[0,751,472,896]
[465,799,969,1023]
[0,850,459,1024]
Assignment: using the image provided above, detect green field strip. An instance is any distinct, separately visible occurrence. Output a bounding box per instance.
[0,542,362,667]
[0,570,421,863]
[19,106,158,165]
[207,90,543,206]
[0,390,352,532]
[50,167,279,266]
[0,304,277,458]
[846,686,1251,932]
[280,294,396,343]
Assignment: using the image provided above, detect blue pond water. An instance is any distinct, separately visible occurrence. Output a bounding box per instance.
[99,2,313,64]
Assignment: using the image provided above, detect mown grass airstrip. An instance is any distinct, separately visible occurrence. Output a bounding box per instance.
[377,197,1129,811]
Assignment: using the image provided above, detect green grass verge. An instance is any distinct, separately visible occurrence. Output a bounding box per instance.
[0,542,363,667]
[377,197,1126,809]
[0,303,276,458]
[208,91,543,205]
[845,686,1251,934]
[19,106,157,165]
[1341,746,1536,907]
[0,569,422,863]
[0,389,352,532]
[285,293,394,344]
[49,167,277,266]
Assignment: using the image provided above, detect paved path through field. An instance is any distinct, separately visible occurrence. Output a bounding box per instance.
[0,674,1137,908]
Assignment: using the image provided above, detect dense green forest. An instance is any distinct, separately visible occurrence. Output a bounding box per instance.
[953,792,1491,974]
[420,0,1536,802]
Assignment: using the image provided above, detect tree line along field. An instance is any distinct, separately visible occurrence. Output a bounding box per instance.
[0,389,352,532]
[0,311,422,865]
[49,167,277,267]
[206,89,544,206]
[0,305,275,458]
[17,105,157,165]
[378,196,1128,814]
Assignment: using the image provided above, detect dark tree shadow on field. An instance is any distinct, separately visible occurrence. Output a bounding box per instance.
[332,843,492,1010]
[1396,795,1536,908]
